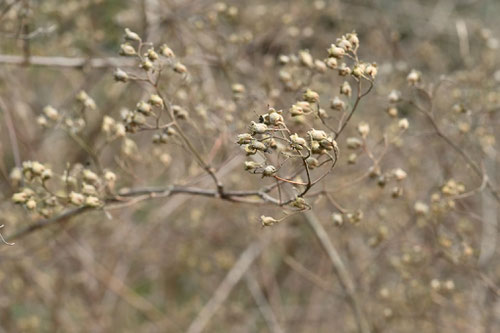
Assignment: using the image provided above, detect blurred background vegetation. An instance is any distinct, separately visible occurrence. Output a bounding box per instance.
[0,0,499,332]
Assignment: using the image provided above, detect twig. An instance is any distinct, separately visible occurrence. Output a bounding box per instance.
[303,211,371,333]
[245,270,285,333]
[284,256,336,294]
[186,236,271,333]
[0,54,136,68]
[0,98,22,168]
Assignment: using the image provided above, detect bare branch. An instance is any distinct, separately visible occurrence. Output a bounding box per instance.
[186,236,271,333]
[303,211,371,333]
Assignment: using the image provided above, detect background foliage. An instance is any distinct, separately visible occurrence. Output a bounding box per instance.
[0,0,499,332]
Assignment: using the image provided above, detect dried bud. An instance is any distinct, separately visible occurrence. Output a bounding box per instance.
[83,169,99,183]
[430,279,441,291]
[314,59,327,73]
[124,28,141,42]
[306,157,319,168]
[10,167,22,184]
[444,280,455,291]
[337,37,352,51]
[12,191,29,203]
[414,201,429,216]
[398,118,409,130]
[114,68,129,82]
[357,122,370,138]
[237,133,253,144]
[407,69,421,85]
[262,165,277,176]
[391,186,403,198]
[41,169,53,181]
[340,81,352,96]
[346,32,359,49]
[140,60,154,71]
[149,94,164,108]
[330,96,345,111]
[392,168,407,181]
[244,161,261,171]
[146,48,159,61]
[119,43,136,56]
[308,129,327,141]
[338,63,351,76]
[136,101,152,115]
[249,121,268,134]
[279,55,290,65]
[346,137,362,149]
[387,107,398,117]
[160,44,175,57]
[331,213,344,227]
[365,63,378,78]
[172,105,189,119]
[104,170,116,183]
[328,44,345,58]
[388,90,401,103]
[289,104,304,116]
[37,116,48,127]
[325,57,338,69]
[231,83,245,94]
[244,145,257,155]
[250,140,267,151]
[303,88,320,103]
[290,133,307,146]
[298,50,314,68]
[173,62,187,74]
[31,161,46,175]
[76,91,96,110]
[348,152,357,164]
[82,183,97,196]
[346,210,363,224]
[268,109,283,125]
[43,105,59,121]
[260,215,279,227]
[352,65,364,78]
[69,191,85,206]
[26,199,37,210]
[85,196,101,207]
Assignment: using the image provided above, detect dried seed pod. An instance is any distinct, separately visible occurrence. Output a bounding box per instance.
[260,215,278,227]
[262,165,277,176]
[124,28,141,42]
[114,68,129,82]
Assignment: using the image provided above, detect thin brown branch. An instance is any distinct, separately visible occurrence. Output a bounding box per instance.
[186,236,271,333]
[0,54,136,68]
[245,270,285,333]
[303,211,371,333]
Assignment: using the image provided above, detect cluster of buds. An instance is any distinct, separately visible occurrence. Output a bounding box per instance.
[12,188,38,211]
[441,179,465,196]
[119,94,164,133]
[21,161,52,182]
[38,91,97,133]
[326,32,377,80]
[152,126,176,144]
[307,129,338,155]
[118,28,187,76]
[37,105,69,130]
[62,167,116,208]
[102,116,126,138]
[11,162,117,215]
[430,278,455,293]
[76,90,96,110]
[278,32,374,93]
